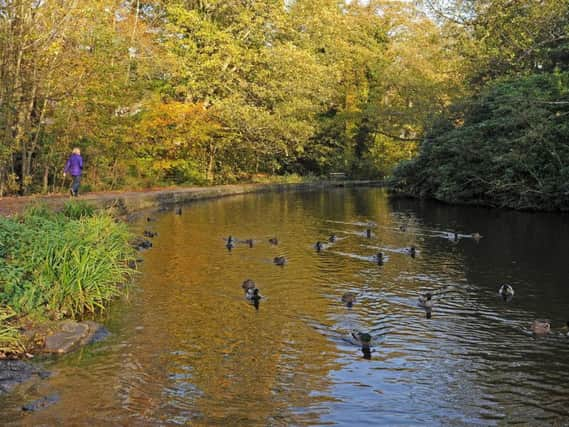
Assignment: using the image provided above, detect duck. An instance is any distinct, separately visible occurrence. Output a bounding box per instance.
[315,241,324,252]
[418,292,433,319]
[351,330,373,359]
[498,284,514,302]
[146,217,156,222]
[531,320,551,335]
[242,279,256,292]
[243,239,254,248]
[407,246,416,258]
[453,232,459,241]
[375,252,384,265]
[268,237,278,245]
[400,224,407,232]
[175,207,182,215]
[365,229,372,238]
[273,256,286,266]
[246,288,262,309]
[341,292,356,308]
[328,234,337,243]
[351,330,372,347]
[226,236,235,251]
[143,230,157,238]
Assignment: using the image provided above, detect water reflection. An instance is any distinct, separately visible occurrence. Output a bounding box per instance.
[2,188,569,425]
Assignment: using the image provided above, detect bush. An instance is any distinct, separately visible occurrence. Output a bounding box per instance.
[0,206,137,320]
[389,72,569,211]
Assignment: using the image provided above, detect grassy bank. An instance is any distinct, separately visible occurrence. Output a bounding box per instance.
[0,201,137,357]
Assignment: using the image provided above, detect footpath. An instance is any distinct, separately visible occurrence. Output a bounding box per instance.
[0,180,382,217]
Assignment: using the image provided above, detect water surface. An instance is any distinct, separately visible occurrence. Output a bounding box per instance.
[2,188,569,425]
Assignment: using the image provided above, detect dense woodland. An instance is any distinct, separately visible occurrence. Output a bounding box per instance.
[390,0,569,211]
[0,0,460,195]
[0,0,568,210]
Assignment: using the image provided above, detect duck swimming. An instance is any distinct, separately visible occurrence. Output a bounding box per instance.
[226,235,235,251]
[274,256,286,266]
[366,229,372,238]
[352,330,372,345]
[143,230,157,238]
[244,239,254,248]
[498,284,514,302]
[418,292,433,319]
[269,237,278,245]
[350,330,373,359]
[376,252,384,265]
[175,207,182,215]
[531,320,551,335]
[246,288,262,310]
[242,279,256,292]
[341,292,356,308]
[315,241,324,252]
[408,246,416,258]
[328,234,337,243]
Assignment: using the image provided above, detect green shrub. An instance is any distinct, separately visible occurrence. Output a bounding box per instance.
[389,72,569,211]
[0,207,137,320]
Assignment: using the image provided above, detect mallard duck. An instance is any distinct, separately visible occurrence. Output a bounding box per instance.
[269,237,278,245]
[315,241,324,252]
[498,284,514,301]
[341,292,356,308]
[242,279,256,291]
[328,234,337,243]
[245,287,262,310]
[244,239,254,248]
[408,246,416,258]
[274,256,286,266]
[376,252,384,265]
[366,229,372,238]
[351,330,372,346]
[143,230,157,238]
[531,320,551,335]
[226,235,235,250]
[418,292,433,319]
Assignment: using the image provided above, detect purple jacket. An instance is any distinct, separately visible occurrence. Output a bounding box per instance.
[64,154,83,176]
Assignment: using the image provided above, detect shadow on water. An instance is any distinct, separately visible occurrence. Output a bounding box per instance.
[2,188,569,425]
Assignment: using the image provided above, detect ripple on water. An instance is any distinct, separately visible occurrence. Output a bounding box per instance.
[3,188,569,426]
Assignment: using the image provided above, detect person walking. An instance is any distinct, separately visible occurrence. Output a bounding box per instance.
[63,147,83,197]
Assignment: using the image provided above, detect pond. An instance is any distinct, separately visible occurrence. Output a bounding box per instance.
[2,187,569,425]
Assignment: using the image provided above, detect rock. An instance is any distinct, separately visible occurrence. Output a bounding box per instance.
[0,360,49,395]
[22,394,60,412]
[44,321,89,354]
[79,321,110,346]
[43,320,109,354]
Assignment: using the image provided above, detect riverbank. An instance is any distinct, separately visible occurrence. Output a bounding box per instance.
[0,180,382,217]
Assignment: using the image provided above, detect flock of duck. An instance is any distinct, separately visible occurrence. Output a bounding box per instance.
[142,208,569,359]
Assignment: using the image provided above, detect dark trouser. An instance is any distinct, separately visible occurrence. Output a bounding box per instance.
[71,175,81,196]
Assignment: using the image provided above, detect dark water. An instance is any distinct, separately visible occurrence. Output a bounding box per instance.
[2,188,569,425]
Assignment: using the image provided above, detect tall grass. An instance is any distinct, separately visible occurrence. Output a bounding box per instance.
[0,306,24,357]
[0,201,137,354]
